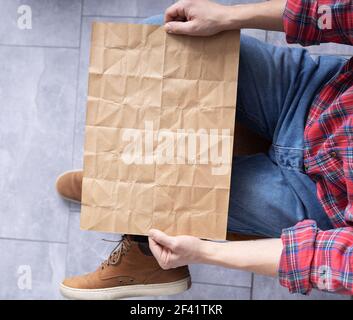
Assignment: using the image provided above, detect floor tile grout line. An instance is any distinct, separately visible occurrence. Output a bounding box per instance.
[70,0,84,182]
[250,273,254,300]
[64,0,84,277]
[0,237,67,245]
[192,280,252,290]
[0,43,79,50]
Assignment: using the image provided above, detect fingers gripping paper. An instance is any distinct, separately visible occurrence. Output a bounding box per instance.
[81,23,240,240]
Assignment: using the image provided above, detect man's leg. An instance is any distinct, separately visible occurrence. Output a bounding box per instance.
[228,35,347,237]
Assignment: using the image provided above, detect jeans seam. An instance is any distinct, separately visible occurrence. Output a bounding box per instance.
[272,144,304,151]
[270,145,305,172]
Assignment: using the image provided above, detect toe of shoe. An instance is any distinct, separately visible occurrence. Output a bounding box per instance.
[55,170,82,202]
[62,275,90,289]
[55,173,70,196]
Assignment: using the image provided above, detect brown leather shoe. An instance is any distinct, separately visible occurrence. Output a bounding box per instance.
[60,235,191,300]
[55,170,83,203]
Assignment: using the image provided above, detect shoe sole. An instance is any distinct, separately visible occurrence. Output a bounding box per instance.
[60,276,191,300]
[55,169,82,204]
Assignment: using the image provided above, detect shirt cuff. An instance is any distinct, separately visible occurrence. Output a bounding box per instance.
[278,220,318,294]
[283,0,322,46]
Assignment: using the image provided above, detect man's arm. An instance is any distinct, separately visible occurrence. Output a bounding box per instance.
[148,229,282,277]
[198,237,283,277]
[164,0,286,36]
[166,0,353,46]
[149,224,353,295]
[221,0,286,32]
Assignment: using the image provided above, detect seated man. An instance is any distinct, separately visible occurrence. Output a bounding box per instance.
[57,0,353,299]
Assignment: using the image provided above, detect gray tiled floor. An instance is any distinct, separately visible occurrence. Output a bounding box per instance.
[0,0,82,47]
[0,0,351,300]
[0,239,66,299]
[0,46,78,242]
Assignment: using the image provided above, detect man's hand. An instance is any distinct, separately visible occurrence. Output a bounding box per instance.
[164,0,286,35]
[148,228,282,277]
[164,0,232,36]
[148,229,205,269]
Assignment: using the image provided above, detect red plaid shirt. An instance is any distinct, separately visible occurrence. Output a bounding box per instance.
[279,0,353,295]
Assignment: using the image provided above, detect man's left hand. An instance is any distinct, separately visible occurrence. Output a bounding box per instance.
[148,229,205,269]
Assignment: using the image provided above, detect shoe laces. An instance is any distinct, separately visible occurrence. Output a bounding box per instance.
[100,235,131,269]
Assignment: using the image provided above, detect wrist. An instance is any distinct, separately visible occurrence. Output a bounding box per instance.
[219,4,255,30]
[196,239,220,264]
[220,1,285,32]
[196,240,246,269]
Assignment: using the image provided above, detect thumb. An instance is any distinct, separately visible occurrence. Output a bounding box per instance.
[149,229,175,249]
[165,21,195,35]
[148,236,162,258]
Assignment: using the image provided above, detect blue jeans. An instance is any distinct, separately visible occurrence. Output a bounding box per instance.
[143,15,346,237]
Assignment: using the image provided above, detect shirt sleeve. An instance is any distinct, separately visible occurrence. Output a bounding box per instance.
[278,220,353,295]
[283,0,353,46]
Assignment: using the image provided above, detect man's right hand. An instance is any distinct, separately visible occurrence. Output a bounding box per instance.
[164,0,286,36]
[164,0,235,36]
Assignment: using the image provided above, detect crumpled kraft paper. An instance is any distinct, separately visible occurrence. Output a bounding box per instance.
[81,22,240,240]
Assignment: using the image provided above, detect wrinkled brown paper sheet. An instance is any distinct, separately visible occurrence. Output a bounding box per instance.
[81,22,240,240]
